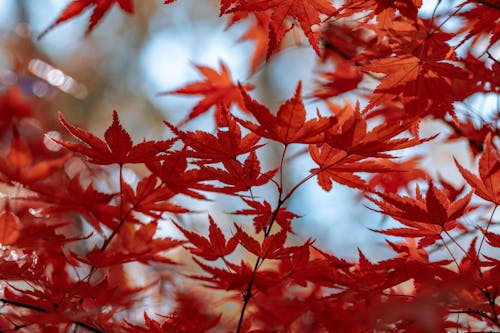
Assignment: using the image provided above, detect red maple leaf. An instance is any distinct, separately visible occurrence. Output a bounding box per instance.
[362,18,468,116]
[0,203,21,246]
[446,117,494,157]
[54,110,174,165]
[458,0,500,49]
[121,174,188,216]
[237,82,336,144]
[311,62,364,99]
[320,21,375,63]
[364,54,467,115]
[366,156,429,193]
[165,107,262,163]
[482,228,500,249]
[39,172,119,232]
[39,0,134,38]
[455,133,500,205]
[235,225,287,259]
[237,12,272,73]
[232,199,298,233]
[74,222,183,266]
[129,295,221,333]
[323,102,432,157]
[146,153,214,199]
[368,182,473,246]
[0,127,70,185]
[175,216,238,261]
[0,88,33,133]
[200,150,277,193]
[309,144,391,191]
[229,0,336,57]
[192,258,281,294]
[338,0,422,26]
[160,62,253,125]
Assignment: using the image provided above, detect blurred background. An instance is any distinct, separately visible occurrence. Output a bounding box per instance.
[0,0,495,261]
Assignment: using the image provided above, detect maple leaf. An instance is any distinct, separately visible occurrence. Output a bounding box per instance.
[311,62,364,99]
[121,175,188,216]
[232,199,298,233]
[237,12,271,73]
[235,225,288,259]
[455,133,500,204]
[191,258,254,291]
[2,275,146,329]
[119,221,183,255]
[160,62,253,125]
[457,0,500,50]
[366,156,429,193]
[277,241,336,287]
[0,126,70,185]
[130,294,221,333]
[364,54,467,115]
[16,222,84,262]
[446,117,493,157]
[323,102,434,157]
[39,0,134,39]
[38,172,119,232]
[79,279,150,320]
[309,144,392,191]
[146,153,214,199]
[368,182,473,246]
[0,87,33,133]
[437,176,466,202]
[338,0,422,26]
[200,151,278,193]
[165,107,262,163]
[237,82,335,144]
[451,52,499,102]
[229,0,335,57]
[482,228,500,249]
[75,222,183,266]
[0,203,21,246]
[320,21,375,62]
[192,258,281,294]
[175,216,238,261]
[385,238,429,264]
[54,110,174,165]
[361,18,469,116]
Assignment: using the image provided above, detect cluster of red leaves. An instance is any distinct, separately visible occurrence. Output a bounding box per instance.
[0,0,499,332]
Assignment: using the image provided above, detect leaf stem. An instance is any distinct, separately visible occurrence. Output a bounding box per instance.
[84,164,125,282]
[100,163,125,252]
[476,204,498,262]
[442,228,482,273]
[439,235,462,272]
[236,145,289,332]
